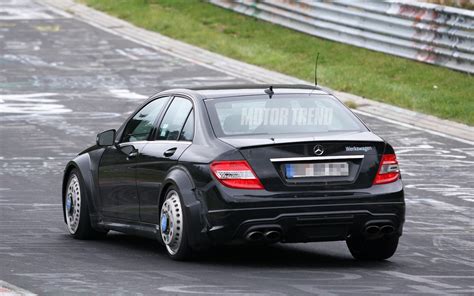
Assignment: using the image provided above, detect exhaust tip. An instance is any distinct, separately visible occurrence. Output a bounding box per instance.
[264,230,281,242]
[245,231,264,242]
[365,225,380,235]
[380,225,395,235]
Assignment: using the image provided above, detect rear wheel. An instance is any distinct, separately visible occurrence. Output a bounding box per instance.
[159,187,192,260]
[346,235,399,261]
[64,169,107,239]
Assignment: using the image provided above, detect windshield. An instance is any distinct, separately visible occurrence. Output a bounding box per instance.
[205,94,366,137]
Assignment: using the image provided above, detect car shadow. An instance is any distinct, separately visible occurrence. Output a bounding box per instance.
[85,232,397,269]
[91,232,166,255]
[196,244,395,269]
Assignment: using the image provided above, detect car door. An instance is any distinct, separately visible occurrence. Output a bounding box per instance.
[98,96,170,220]
[136,96,194,224]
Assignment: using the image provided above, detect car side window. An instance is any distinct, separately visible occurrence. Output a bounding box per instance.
[179,110,194,141]
[122,97,169,143]
[157,97,192,141]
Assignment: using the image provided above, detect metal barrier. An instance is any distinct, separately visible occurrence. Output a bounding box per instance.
[209,0,474,73]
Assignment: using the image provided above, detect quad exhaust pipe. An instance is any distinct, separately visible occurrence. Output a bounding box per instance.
[365,225,380,235]
[264,230,282,243]
[245,231,264,242]
[245,229,282,243]
[364,224,395,236]
[380,225,395,235]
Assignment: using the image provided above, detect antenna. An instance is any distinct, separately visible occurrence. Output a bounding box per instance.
[314,52,320,86]
[264,85,274,99]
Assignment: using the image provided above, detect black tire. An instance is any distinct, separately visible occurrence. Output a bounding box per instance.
[346,235,399,261]
[159,186,192,260]
[64,169,107,240]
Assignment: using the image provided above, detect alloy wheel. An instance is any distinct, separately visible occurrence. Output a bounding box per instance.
[160,190,184,255]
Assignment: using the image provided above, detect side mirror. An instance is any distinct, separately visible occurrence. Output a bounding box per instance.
[96,129,116,147]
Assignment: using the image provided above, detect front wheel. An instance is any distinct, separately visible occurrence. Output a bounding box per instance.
[64,169,107,239]
[159,187,192,260]
[346,235,399,261]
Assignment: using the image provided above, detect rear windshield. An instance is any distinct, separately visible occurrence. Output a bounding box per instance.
[205,94,366,137]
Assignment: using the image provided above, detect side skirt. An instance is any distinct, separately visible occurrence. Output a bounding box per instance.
[97,217,161,241]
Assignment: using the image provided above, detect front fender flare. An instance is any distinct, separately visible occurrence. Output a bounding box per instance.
[62,153,101,226]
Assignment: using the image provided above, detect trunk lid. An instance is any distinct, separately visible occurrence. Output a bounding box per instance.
[219,132,385,192]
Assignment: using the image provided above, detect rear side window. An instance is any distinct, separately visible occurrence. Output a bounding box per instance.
[205,95,366,137]
[157,97,193,141]
[179,111,194,141]
[122,97,169,142]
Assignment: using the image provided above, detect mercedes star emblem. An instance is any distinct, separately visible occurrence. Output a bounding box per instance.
[313,145,324,156]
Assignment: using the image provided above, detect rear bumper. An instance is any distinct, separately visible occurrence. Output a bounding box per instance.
[207,201,405,243]
[186,183,405,247]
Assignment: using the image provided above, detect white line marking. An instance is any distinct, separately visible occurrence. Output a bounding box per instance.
[0,280,36,296]
[424,276,474,279]
[0,203,60,207]
[0,93,71,114]
[115,49,139,60]
[408,285,455,295]
[381,271,460,289]
[108,89,147,99]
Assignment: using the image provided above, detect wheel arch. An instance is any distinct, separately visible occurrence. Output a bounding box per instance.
[62,162,78,223]
[159,165,210,249]
[159,165,196,210]
[62,153,100,225]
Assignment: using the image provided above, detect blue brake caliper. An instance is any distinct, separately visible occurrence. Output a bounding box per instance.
[161,214,168,233]
[66,194,72,213]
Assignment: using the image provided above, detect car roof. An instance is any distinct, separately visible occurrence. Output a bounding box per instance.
[164,84,332,99]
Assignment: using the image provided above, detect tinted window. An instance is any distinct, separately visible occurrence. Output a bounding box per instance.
[157,97,192,141]
[205,95,365,137]
[179,111,194,141]
[122,97,168,142]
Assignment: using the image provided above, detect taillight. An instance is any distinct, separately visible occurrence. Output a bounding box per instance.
[210,160,264,190]
[373,154,400,185]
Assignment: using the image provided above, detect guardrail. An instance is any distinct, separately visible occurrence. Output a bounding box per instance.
[209,0,474,74]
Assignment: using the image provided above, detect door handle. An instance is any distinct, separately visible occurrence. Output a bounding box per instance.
[163,147,177,157]
[127,149,139,160]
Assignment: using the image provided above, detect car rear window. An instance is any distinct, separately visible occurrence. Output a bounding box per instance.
[205,94,366,137]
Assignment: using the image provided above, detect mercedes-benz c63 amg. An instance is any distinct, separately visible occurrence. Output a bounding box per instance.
[62,85,404,260]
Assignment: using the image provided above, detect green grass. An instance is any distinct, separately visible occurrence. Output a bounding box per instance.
[82,0,474,125]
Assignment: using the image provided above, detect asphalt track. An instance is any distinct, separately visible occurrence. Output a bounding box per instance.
[0,1,473,295]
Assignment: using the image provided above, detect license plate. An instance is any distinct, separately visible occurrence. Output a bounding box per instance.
[285,162,349,178]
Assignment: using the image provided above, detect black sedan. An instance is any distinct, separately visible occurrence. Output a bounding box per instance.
[62,85,404,260]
